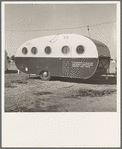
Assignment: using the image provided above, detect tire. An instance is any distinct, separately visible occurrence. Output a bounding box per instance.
[39,70,51,81]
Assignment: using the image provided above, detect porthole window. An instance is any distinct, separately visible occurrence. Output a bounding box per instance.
[76,45,85,54]
[45,46,51,54]
[22,47,28,55]
[31,47,38,54]
[62,46,70,54]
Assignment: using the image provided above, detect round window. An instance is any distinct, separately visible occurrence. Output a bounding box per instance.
[31,47,38,54]
[62,46,70,54]
[76,45,85,54]
[22,47,28,55]
[45,46,51,54]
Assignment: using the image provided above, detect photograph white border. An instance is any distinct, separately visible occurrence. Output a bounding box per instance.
[2,1,121,147]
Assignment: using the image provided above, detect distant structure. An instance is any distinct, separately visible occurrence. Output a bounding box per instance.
[110,59,117,74]
[5,51,8,71]
[15,34,111,80]
[11,55,15,61]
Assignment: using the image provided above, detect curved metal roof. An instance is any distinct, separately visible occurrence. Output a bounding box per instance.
[88,37,110,58]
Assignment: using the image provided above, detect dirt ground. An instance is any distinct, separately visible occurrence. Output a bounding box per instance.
[4,62,117,112]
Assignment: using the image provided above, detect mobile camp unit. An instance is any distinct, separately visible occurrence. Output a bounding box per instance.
[5,50,8,71]
[15,34,110,80]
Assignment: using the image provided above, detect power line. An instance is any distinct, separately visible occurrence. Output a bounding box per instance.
[5,21,116,32]
[88,21,116,27]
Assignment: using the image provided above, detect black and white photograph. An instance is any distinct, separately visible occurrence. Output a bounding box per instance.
[2,1,120,147]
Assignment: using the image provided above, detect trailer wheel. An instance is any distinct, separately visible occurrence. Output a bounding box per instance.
[40,71,51,81]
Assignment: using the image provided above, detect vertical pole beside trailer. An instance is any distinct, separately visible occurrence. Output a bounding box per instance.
[5,51,8,71]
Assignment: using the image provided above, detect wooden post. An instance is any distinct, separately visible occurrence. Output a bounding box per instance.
[18,69,20,74]
[106,68,110,80]
[106,74,108,80]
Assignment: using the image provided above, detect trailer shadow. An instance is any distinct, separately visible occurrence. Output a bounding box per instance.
[50,76,116,85]
[5,70,18,74]
[29,75,116,85]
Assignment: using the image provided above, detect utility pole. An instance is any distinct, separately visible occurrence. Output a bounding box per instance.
[87,25,91,37]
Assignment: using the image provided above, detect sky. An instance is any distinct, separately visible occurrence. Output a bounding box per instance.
[4,3,117,59]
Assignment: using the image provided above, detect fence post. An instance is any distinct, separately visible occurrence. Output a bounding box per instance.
[18,69,20,74]
[106,68,110,80]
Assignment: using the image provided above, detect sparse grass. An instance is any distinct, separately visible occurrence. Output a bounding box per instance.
[5,102,59,112]
[5,82,17,88]
[34,92,53,96]
[5,106,46,112]
[11,80,27,84]
[64,89,116,98]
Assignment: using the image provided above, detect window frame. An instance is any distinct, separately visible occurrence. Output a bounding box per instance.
[31,47,38,55]
[76,45,85,55]
[22,47,28,55]
[61,45,70,55]
[45,46,52,55]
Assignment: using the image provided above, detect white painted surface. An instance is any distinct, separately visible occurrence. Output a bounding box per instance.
[15,34,98,58]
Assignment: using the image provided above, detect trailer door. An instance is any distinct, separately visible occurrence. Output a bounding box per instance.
[62,45,74,77]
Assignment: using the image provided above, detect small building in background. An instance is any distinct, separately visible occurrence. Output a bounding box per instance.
[109,59,117,74]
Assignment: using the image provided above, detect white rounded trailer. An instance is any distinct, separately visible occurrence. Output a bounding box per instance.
[15,34,110,80]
